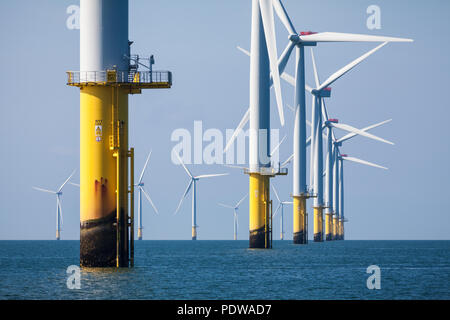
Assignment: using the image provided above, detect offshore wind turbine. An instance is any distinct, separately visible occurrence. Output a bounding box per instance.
[135,151,158,240]
[33,170,76,240]
[272,184,292,240]
[218,194,248,240]
[334,151,388,240]
[174,154,228,240]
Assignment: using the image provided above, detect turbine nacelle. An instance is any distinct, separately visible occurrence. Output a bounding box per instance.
[312,87,332,97]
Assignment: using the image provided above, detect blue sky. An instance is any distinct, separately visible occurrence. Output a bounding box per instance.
[0,0,448,240]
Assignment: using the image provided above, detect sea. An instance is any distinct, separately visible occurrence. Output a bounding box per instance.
[0,240,448,300]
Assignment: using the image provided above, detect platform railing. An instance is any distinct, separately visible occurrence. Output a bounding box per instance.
[66,70,172,85]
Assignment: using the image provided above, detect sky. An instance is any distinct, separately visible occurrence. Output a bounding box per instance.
[0,0,449,240]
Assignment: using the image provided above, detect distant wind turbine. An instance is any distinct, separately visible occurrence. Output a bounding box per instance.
[174,153,229,240]
[218,194,248,240]
[33,169,76,240]
[135,151,159,240]
[271,184,292,240]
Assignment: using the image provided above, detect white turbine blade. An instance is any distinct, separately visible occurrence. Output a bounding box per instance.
[235,193,248,208]
[270,135,286,157]
[342,156,388,170]
[310,48,321,88]
[224,164,248,170]
[218,203,234,209]
[299,32,413,43]
[237,46,250,56]
[282,201,293,205]
[276,42,296,78]
[69,182,80,187]
[317,42,388,91]
[259,0,284,126]
[139,150,152,184]
[33,187,56,194]
[195,173,229,179]
[273,203,282,217]
[281,153,293,168]
[271,184,281,202]
[322,100,336,141]
[175,152,194,178]
[272,0,296,35]
[224,108,250,153]
[140,186,159,215]
[338,119,393,143]
[174,180,193,215]
[331,122,394,145]
[58,169,77,193]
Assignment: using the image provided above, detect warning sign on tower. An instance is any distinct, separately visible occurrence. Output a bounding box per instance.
[95,121,102,142]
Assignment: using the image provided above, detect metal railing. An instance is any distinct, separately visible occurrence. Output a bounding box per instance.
[66,70,172,85]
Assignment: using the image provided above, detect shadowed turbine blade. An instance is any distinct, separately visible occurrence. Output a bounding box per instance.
[141,186,158,214]
[174,180,193,215]
[224,108,250,153]
[272,0,296,35]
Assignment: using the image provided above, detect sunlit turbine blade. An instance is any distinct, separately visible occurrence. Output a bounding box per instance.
[271,184,281,203]
[235,193,248,208]
[277,41,296,78]
[139,150,152,184]
[175,152,194,178]
[270,135,286,157]
[331,122,394,145]
[237,46,250,56]
[195,173,229,179]
[174,180,193,215]
[281,153,293,168]
[337,119,392,143]
[140,186,158,214]
[272,0,296,35]
[342,156,388,170]
[259,0,284,126]
[69,182,80,187]
[299,32,413,43]
[33,187,57,194]
[322,100,336,141]
[273,203,282,217]
[317,42,388,91]
[310,48,321,88]
[224,108,250,153]
[218,203,234,209]
[58,169,77,193]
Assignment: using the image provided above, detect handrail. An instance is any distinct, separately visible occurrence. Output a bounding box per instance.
[66,70,172,85]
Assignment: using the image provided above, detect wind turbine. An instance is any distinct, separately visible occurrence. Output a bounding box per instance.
[33,170,76,240]
[271,184,292,240]
[135,151,158,240]
[232,0,411,244]
[218,194,248,240]
[174,153,228,240]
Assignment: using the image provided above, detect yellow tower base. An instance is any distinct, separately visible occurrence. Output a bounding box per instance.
[313,206,323,242]
[192,226,197,240]
[333,215,338,240]
[249,173,271,248]
[325,213,333,241]
[138,227,142,241]
[56,230,60,241]
[293,196,307,244]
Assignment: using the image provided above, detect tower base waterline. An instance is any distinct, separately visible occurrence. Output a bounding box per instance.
[137,227,142,241]
[192,226,197,240]
[333,216,338,240]
[325,213,333,241]
[248,173,271,249]
[293,195,307,244]
[313,206,323,242]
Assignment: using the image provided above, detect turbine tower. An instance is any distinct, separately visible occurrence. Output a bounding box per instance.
[67,0,172,267]
[272,184,292,240]
[218,194,248,240]
[174,154,228,240]
[135,151,158,240]
[33,170,76,240]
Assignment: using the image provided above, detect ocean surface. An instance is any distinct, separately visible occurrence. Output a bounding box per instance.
[0,240,448,300]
